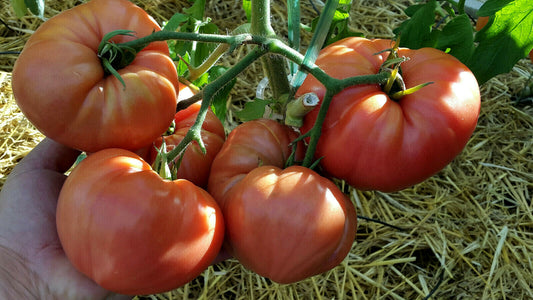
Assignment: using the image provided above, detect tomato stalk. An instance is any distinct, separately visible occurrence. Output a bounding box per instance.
[101,28,393,169]
[285,93,320,127]
[300,72,390,168]
[250,0,291,101]
[164,46,269,163]
[98,30,258,75]
[97,30,139,88]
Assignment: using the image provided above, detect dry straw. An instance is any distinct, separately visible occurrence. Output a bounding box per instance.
[1,0,532,299]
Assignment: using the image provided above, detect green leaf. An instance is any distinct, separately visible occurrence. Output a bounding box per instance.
[395,0,438,49]
[469,0,533,84]
[24,0,44,17]
[176,52,191,77]
[242,0,252,21]
[235,99,270,122]
[163,13,190,32]
[184,0,206,20]
[191,22,219,67]
[165,9,220,79]
[192,72,209,87]
[435,14,474,64]
[11,0,28,18]
[477,0,513,16]
[209,66,236,123]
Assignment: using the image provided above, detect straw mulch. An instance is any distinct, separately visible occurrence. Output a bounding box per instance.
[1,0,532,299]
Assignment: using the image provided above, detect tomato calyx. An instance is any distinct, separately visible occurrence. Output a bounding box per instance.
[379,42,433,101]
[151,138,176,180]
[97,30,144,88]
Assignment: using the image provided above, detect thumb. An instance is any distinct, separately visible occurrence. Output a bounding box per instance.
[11,138,81,176]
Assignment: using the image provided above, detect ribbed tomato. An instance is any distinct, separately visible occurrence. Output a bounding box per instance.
[208,119,357,283]
[57,148,224,295]
[297,37,481,192]
[12,0,179,152]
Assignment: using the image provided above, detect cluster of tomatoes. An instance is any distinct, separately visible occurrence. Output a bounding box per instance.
[11,0,481,296]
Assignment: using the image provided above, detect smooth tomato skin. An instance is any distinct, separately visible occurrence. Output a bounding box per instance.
[223,165,357,284]
[148,102,226,187]
[12,0,179,152]
[208,119,302,206]
[297,37,481,192]
[56,148,224,295]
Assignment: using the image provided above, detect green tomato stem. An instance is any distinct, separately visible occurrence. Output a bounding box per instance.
[285,93,319,127]
[301,72,390,168]
[250,0,291,103]
[164,46,269,163]
[109,29,391,169]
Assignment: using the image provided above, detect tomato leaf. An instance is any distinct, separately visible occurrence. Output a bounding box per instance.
[175,52,191,77]
[393,0,533,84]
[165,6,220,81]
[11,0,28,18]
[435,14,474,63]
[209,66,236,123]
[163,13,190,32]
[468,0,533,84]
[235,99,271,122]
[242,0,252,21]
[184,0,206,20]
[394,0,438,49]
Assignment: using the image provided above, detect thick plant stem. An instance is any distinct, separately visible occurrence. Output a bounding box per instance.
[301,90,334,168]
[301,73,390,168]
[164,46,269,162]
[250,0,291,102]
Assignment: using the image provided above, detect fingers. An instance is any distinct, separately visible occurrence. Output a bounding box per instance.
[11,138,81,176]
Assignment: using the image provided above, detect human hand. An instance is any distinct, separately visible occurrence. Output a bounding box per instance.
[0,138,130,299]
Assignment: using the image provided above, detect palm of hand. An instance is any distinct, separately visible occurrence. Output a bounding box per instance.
[0,138,129,300]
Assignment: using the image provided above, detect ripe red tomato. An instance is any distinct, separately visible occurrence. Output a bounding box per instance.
[297,37,481,192]
[148,102,226,187]
[56,148,224,295]
[208,119,357,283]
[208,119,302,205]
[223,165,357,284]
[12,0,179,153]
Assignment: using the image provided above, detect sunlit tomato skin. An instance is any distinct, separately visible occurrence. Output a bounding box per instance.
[297,37,481,192]
[223,165,357,284]
[148,102,226,187]
[56,148,224,295]
[208,119,303,206]
[208,119,356,283]
[12,0,179,152]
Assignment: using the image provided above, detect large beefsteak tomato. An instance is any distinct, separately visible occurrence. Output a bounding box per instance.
[208,119,357,283]
[12,0,179,152]
[297,37,481,192]
[56,148,224,295]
